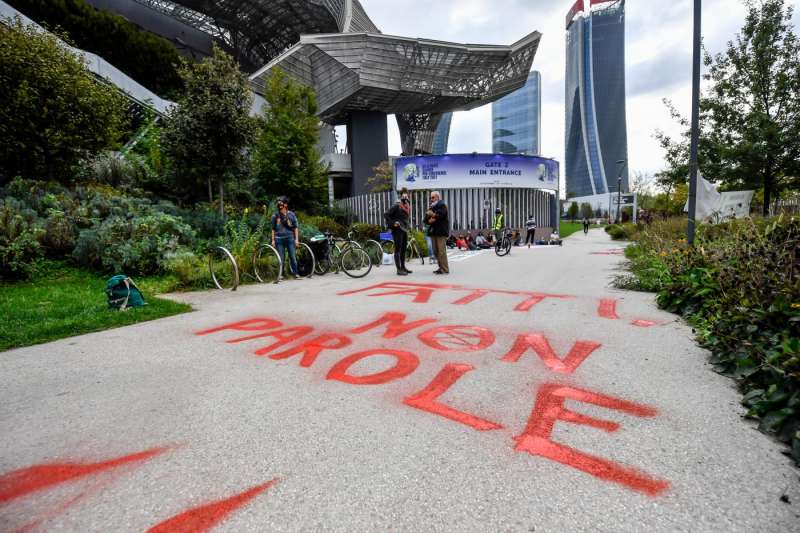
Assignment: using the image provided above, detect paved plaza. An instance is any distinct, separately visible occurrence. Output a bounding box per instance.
[1,230,798,532]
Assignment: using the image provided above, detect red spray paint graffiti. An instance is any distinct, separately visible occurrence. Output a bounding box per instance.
[404,363,503,431]
[147,479,280,533]
[501,334,602,374]
[195,312,669,496]
[0,447,168,504]
[514,384,669,496]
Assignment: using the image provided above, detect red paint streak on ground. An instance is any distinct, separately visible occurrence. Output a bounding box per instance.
[195,318,283,336]
[514,384,669,496]
[267,333,352,367]
[147,479,280,533]
[417,326,495,353]
[501,334,601,374]
[404,363,503,431]
[249,327,314,356]
[451,289,491,306]
[598,299,620,320]
[338,282,572,313]
[631,319,658,328]
[0,447,168,504]
[327,350,419,385]
[349,312,438,339]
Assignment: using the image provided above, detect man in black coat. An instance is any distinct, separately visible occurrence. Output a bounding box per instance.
[384,190,412,275]
[426,191,450,274]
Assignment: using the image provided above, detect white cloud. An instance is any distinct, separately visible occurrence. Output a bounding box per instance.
[359,0,800,179]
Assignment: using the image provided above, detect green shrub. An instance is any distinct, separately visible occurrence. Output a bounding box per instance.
[42,209,78,256]
[0,198,45,278]
[162,249,213,290]
[617,216,800,464]
[73,212,195,275]
[348,223,382,242]
[304,215,346,237]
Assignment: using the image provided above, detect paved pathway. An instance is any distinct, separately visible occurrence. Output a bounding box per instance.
[1,230,798,532]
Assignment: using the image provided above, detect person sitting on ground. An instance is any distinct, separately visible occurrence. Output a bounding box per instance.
[465,233,478,251]
[456,234,468,250]
[474,232,490,249]
[549,230,563,246]
[512,230,522,246]
[446,235,457,248]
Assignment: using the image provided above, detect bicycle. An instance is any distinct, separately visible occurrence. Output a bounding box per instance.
[208,245,240,290]
[314,232,372,278]
[494,228,513,257]
[380,234,425,266]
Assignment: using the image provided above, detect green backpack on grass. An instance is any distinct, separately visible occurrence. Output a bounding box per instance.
[105,275,145,310]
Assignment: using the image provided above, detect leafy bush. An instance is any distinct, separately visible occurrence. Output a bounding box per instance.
[605,223,637,240]
[42,209,78,256]
[73,212,195,274]
[348,223,383,242]
[304,215,346,237]
[0,198,45,278]
[162,249,213,290]
[616,216,800,464]
[409,229,429,256]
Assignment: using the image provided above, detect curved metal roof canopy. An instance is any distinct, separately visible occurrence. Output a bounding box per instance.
[130,0,379,69]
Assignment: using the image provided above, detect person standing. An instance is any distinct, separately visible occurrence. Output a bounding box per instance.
[492,207,504,242]
[525,214,537,248]
[583,217,590,235]
[426,191,450,274]
[384,190,412,276]
[271,196,300,279]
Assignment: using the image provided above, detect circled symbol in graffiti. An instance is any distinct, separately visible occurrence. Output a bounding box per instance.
[418,326,495,352]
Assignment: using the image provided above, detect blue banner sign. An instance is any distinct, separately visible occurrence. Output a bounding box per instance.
[394,154,559,191]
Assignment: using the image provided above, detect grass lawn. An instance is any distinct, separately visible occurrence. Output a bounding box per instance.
[559,221,584,238]
[0,262,191,352]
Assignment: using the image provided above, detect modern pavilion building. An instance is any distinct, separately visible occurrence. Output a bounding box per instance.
[492,71,542,155]
[85,0,542,196]
[564,0,628,199]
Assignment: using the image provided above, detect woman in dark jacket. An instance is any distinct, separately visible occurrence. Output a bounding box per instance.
[384,190,412,275]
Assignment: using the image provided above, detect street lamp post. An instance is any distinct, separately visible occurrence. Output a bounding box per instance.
[687,0,702,245]
[616,159,626,223]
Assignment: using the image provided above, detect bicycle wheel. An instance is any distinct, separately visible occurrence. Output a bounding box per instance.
[362,239,384,267]
[406,239,424,265]
[340,247,372,278]
[295,242,315,278]
[208,246,239,290]
[495,238,511,257]
[253,244,282,284]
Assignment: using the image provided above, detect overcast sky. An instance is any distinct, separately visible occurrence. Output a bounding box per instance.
[349,0,800,181]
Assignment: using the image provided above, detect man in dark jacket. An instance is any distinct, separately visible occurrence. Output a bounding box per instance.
[426,191,450,274]
[384,190,412,275]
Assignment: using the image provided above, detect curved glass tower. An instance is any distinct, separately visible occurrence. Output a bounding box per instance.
[565,0,628,198]
[492,71,541,155]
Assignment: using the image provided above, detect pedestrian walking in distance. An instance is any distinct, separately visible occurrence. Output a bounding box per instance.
[583,217,590,235]
[426,191,450,274]
[384,190,413,276]
[525,214,537,248]
[271,196,300,279]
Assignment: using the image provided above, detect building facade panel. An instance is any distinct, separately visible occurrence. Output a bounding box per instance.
[492,71,541,155]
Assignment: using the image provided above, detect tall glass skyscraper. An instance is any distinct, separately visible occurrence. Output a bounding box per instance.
[431,112,453,154]
[492,71,541,155]
[565,0,628,198]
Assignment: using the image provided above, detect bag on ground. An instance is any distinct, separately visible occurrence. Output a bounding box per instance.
[105,275,145,310]
[382,253,394,265]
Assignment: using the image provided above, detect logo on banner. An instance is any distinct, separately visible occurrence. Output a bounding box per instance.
[402,163,419,183]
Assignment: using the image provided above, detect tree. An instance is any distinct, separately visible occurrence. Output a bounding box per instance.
[252,70,328,211]
[0,18,126,183]
[580,202,593,220]
[567,202,579,222]
[366,161,393,192]
[655,0,800,215]
[162,46,254,213]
